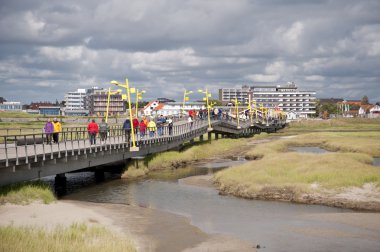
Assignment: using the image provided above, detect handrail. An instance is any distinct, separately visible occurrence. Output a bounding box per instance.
[0,117,285,168]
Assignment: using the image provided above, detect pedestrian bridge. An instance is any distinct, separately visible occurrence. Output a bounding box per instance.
[0,117,285,186]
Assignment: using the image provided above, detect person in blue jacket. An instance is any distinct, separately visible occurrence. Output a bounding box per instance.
[123,118,131,143]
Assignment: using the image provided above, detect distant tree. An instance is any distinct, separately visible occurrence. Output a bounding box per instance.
[361,95,369,105]
[315,99,321,115]
[319,103,337,116]
[209,99,223,106]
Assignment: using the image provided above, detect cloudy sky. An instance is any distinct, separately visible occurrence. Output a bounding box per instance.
[1,0,379,104]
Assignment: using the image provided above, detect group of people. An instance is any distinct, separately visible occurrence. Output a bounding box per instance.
[43,118,62,144]
[42,115,175,146]
[122,115,174,142]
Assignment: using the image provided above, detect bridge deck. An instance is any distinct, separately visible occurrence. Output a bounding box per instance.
[0,117,285,186]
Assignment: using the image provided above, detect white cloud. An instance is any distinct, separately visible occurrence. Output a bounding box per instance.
[305,75,325,81]
[246,74,279,82]
[39,46,98,62]
[275,21,304,53]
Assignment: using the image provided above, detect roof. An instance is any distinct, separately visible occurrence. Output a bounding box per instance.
[337,100,362,105]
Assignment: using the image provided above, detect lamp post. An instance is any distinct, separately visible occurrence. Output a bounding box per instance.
[106,88,122,123]
[254,99,258,124]
[198,88,213,131]
[110,79,139,151]
[260,103,264,124]
[135,89,146,118]
[248,95,253,126]
[235,98,241,129]
[182,90,193,117]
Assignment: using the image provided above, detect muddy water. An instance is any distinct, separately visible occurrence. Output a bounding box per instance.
[60,158,380,252]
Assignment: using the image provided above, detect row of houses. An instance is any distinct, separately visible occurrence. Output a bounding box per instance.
[336,100,380,118]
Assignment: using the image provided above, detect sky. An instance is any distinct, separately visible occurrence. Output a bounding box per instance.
[0,0,379,104]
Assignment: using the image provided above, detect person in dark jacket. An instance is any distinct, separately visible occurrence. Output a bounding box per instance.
[99,118,108,141]
[123,118,131,143]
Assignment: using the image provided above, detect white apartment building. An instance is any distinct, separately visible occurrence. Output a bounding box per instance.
[251,82,316,118]
[64,89,86,110]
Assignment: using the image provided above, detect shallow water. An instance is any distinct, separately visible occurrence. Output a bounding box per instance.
[56,158,380,252]
[288,146,330,154]
[374,158,380,166]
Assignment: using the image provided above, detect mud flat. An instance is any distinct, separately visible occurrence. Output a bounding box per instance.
[0,200,256,252]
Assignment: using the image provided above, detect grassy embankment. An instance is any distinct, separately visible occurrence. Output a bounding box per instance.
[0,223,136,252]
[0,181,56,205]
[214,119,380,209]
[123,136,248,179]
[284,117,380,133]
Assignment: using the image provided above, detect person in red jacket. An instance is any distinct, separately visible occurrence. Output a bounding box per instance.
[87,119,99,145]
[132,117,139,140]
[139,119,147,138]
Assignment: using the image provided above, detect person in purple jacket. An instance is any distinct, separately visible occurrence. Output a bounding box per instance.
[43,119,55,144]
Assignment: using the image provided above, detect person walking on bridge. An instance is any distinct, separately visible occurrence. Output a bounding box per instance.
[123,117,132,144]
[147,118,156,138]
[99,118,108,142]
[139,119,147,138]
[43,119,54,144]
[52,118,62,144]
[87,119,99,145]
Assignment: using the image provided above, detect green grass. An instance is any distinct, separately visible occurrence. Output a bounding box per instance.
[146,138,245,169]
[0,111,45,118]
[245,131,380,159]
[0,181,56,205]
[215,130,380,199]
[284,118,380,133]
[215,152,378,193]
[0,223,136,252]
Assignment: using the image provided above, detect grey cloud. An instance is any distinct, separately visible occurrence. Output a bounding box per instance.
[0,0,379,104]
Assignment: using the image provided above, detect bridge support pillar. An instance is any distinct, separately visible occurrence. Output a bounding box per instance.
[208,132,212,142]
[95,170,105,182]
[55,173,67,196]
[199,135,204,142]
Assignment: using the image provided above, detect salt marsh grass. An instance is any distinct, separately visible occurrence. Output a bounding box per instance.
[0,181,56,205]
[0,223,136,252]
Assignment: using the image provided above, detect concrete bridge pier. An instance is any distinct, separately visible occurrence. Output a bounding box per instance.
[208,132,212,141]
[55,173,67,196]
[95,170,105,182]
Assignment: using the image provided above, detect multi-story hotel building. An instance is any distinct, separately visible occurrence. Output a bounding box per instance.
[251,82,316,118]
[219,82,316,118]
[85,87,124,116]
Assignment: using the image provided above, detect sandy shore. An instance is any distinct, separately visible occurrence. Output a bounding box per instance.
[0,200,256,252]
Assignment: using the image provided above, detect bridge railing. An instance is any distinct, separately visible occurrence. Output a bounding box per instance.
[0,119,209,167]
[0,117,189,137]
